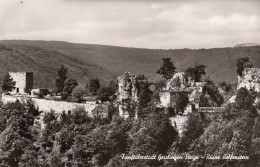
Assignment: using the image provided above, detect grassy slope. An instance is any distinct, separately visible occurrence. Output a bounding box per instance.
[1,40,260,89]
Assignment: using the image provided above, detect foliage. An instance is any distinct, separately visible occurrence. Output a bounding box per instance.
[108,80,117,92]
[136,74,149,93]
[43,110,56,124]
[97,86,115,102]
[219,81,232,92]
[55,64,68,93]
[107,103,119,120]
[233,87,257,117]
[60,91,69,100]
[156,58,176,80]
[0,77,259,166]
[122,100,138,119]
[138,87,153,111]
[199,93,210,107]
[72,86,89,102]
[173,76,181,87]
[1,73,16,92]
[236,57,253,76]
[92,105,108,119]
[63,78,78,95]
[89,79,101,95]
[202,79,224,106]
[129,114,177,155]
[2,41,260,91]
[0,102,37,167]
[174,92,189,114]
[235,88,255,109]
[155,79,166,91]
[177,113,204,152]
[185,63,207,82]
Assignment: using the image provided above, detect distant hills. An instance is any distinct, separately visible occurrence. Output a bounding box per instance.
[234,43,260,48]
[0,40,260,90]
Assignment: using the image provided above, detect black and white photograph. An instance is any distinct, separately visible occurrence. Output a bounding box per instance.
[0,0,260,166]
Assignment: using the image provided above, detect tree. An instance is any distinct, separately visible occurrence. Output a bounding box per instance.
[89,79,101,95]
[72,87,89,102]
[178,113,204,152]
[199,94,210,107]
[185,63,207,82]
[155,79,166,91]
[63,78,78,95]
[202,79,224,107]
[55,64,68,93]
[108,80,117,93]
[219,81,231,92]
[97,80,117,102]
[236,57,252,76]
[157,58,176,80]
[0,102,36,167]
[97,87,114,102]
[129,114,177,155]
[175,92,189,114]
[138,87,153,116]
[136,74,149,93]
[1,73,15,92]
[235,87,257,115]
[194,64,207,82]
[92,105,108,119]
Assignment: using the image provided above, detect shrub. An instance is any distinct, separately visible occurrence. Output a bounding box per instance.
[219,81,231,92]
[60,92,69,100]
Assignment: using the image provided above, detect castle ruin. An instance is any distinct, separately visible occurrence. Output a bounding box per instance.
[9,72,33,94]
[2,72,107,118]
[238,68,260,92]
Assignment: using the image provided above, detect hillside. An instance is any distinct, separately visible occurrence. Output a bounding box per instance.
[0,43,115,90]
[1,40,260,89]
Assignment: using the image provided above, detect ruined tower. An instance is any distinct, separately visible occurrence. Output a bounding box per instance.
[9,72,33,94]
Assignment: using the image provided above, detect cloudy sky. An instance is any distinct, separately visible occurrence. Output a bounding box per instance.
[0,0,259,49]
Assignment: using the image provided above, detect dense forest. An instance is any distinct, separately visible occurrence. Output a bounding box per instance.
[0,86,259,166]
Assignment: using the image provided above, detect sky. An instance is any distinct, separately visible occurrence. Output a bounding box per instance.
[0,0,259,49]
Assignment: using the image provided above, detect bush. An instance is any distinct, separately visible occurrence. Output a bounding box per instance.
[72,87,89,102]
[97,87,114,102]
[219,81,231,92]
[1,73,15,92]
[178,113,204,152]
[60,92,69,100]
[89,79,101,95]
[63,78,78,94]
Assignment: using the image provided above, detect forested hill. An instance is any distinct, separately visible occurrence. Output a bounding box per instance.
[1,40,260,88]
[0,42,115,90]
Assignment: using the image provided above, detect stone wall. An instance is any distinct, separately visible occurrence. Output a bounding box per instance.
[197,107,225,113]
[2,94,102,117]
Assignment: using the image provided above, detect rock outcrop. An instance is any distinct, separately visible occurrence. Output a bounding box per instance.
[115,72,138,118]
[238,68,260,92]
